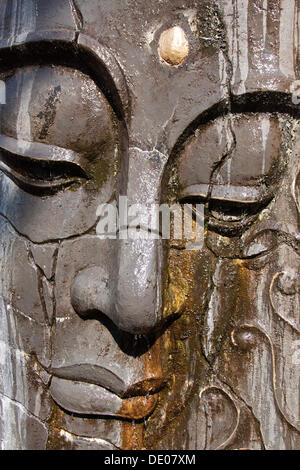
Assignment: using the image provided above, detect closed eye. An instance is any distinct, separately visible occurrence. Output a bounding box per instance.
[180,196,272,236]
[208,199,269,222]
[0,147,89,195]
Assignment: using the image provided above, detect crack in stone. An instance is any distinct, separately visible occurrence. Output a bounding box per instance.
[130,146,168,162]
[0,390,49,426]
[0,211,99,245]
[2,298,47,327]
[207,114,236,203]
[203,2,236,226]
[69,0,84,32]
[26,243,50,327]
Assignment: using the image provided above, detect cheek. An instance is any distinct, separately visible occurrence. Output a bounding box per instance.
[0,218,52,366]
[0,174,114,242]
[164,248,212,383]
[51,235,116,369]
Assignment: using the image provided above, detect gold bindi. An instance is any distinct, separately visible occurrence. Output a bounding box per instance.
[158,26,189,66]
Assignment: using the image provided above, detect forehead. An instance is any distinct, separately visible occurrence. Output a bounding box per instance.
[77,0,201,47]
[74,0,225,150]
[1,0,297,152]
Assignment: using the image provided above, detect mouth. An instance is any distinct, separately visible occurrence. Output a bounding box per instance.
[47,364,163,420]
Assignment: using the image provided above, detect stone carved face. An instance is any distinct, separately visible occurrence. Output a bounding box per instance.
[0,64,165,449]
[0,0,299,450]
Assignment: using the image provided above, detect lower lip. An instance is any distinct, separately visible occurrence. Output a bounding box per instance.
[50,376,158,419]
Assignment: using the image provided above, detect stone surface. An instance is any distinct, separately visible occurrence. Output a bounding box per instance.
[0,0,298,451]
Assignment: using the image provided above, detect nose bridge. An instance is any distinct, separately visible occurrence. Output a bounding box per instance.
[113,146,167,333]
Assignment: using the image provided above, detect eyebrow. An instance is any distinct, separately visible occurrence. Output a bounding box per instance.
[0,134,82,163]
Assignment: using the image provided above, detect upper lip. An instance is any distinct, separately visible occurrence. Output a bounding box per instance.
[50,363,164,398]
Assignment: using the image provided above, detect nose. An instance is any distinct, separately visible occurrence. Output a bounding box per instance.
[115,238,161,333]
[70,238,162,334]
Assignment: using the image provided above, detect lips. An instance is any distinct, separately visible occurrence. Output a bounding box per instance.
[48,364,163,419]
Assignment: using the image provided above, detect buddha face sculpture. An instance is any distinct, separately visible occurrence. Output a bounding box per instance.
[0,0,299,450]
